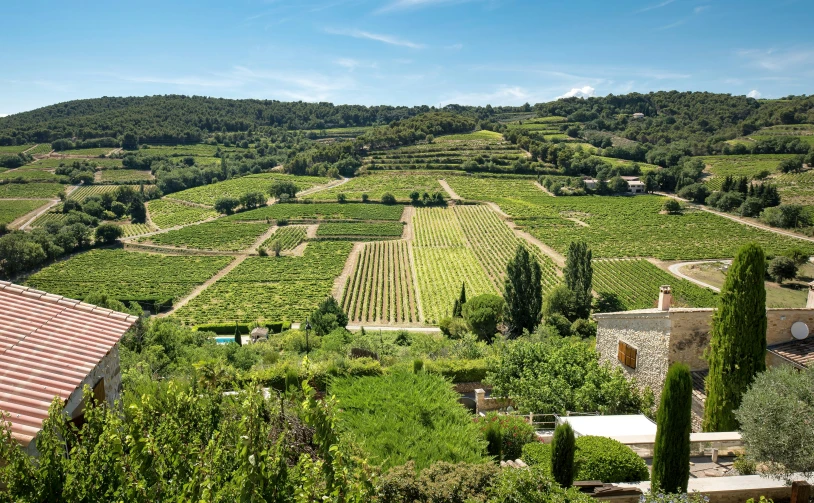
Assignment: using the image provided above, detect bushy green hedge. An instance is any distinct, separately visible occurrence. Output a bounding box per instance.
[194,321,292,335]
[425,358,488,383]
[474,413,536,461]
[521,436,649,483]
[380,461,498,503]
[241,356,383,391]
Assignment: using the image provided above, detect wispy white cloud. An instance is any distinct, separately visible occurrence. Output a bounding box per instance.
[335,58,378,71]
[376,0,473,14]
[325,28,426,48]
[634,0,676,14]
[657,18,686,30]
[747,89,762,99]
[737,47,814,71]
[446,43,464,50]
[556,86,596,100]
[694,5,710,13]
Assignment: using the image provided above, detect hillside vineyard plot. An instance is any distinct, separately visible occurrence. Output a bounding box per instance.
[411,207,495,324]
[593,259,718,310]
[142,221,270,251]
[699,154,798,189]
[0,200,48,225]
[25,249,232,305]
[174,241,352,324]
[454,205,559,292]
[0,183,64,198]
[315,222,405,240]
[363,131,527,172]
[99,169,153,183]
[261,225,307,251]
[342,240,419,324]
[0,168,64,183]
[68,185,119,201]
[147,199,219,228]
[445,177,814,259]
[171,173,329,206]
[226,202,405,222]
[305,172,445,203]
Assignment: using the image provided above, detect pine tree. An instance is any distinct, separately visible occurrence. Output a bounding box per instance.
[703,243,767,432]
[551,422,575,488]
[564,241,593,320]
[652,363,692,493]
[504,245,542,337]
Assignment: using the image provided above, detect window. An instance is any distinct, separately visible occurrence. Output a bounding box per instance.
[618,341,638,369]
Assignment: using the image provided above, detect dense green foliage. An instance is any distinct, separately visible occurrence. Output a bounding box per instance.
[329,372,487,471]
[462,294,505,342]
[703,243,767,432]
[522,437,649,483]
[551,422,575,487]
[473,413,536,462]
[503,246,542,337]
[563,241,592,320]
[652,364,692,493]
[735,366,814,480]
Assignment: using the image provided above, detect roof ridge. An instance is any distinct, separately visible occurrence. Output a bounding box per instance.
[0,281,139,323]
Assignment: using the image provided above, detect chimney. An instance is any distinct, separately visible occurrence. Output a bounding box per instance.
[658,285,672,311]
[807,282,814,309]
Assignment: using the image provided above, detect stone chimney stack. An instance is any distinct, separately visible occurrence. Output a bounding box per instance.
[807,282,814,309]
[658,285,672,311]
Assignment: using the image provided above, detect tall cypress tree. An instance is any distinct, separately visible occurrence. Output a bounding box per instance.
[564,241,593,320]
[551,422,575,488]
[452,282,466,318]
[504,245,542,337]
[703,243,767,432]
[652,363,692,493]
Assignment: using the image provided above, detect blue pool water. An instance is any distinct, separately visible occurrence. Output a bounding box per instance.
[214,336,236,344]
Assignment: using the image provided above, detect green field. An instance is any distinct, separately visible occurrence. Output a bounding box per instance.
[147,199,219,228]
[260,225,308,251]
[140,143,252,157]
[25,250,232,305]
[31,158,123,169]
[26,144,53,155]
[0,167,65,182]
[594,156,662,173]
[315,222,405,239]
[305,172,444,203]
[143,221,270,251]
[699,154,798,189]
[174,241,352,324]
[0,183,64,198]
[445,176,814,259]
[171,173,329,206]
[593,259,718,310]
[0,144,35,154]
[226,202,405,222]
[99,169,153,183]
[0,199,48,225]
[56,147,116,156]
[67,185,119,201]
[119,223,155,237]
[342,240,419,324]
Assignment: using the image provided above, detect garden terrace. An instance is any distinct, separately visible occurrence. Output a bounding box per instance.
[173,241,352,324]
[140,221,271,251]
[304,172,445,203]
[25,249,232,307]
[146,199,219,229]
[342,240,419,324]
[593,156,661,173]
[225,202,405,223]
[593,259,718,311]
[140,143,253,157]
[171,173,330,206]
[52,147,117,156]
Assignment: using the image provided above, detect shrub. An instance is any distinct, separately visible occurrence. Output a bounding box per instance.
[522,436,649,483]
[474,413,536,462]
[425,359,488,383]
[551,422,575,487]
[483,420,503,460]
[439,317,469,339]
[379,460,499,503]
[569,318,596,338]
[413,358,424,373]
[767,256,797,283]
[361,193,369,203]
[321,327,352,352]
[94,223,123,244]
[269,180,297,198]
[462,294,505,342]
[677,183,709,204]
[487,465,592,503]
[214,197,239,215]
[381,193,397,205]
[309,296,348,336]
[545,313,572,337]
[662,199,682,214]
[337,193,347,203]
[639,493,710,503]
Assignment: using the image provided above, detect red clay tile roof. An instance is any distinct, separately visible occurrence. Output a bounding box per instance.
[0,281,138,447]
[769,338,814,369]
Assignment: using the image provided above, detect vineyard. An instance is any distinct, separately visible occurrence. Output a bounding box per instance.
[171,173,329,206]
[32,158,123,169]
[55,147,116,156]
[0,144,35,154]
[261,225,307,251]
[174,241,352,324]
[0,183,64,198]
[30,211,67,228]
[99,169,154,183]
[26,144,53,155]
[68,185,119,201]
[699,154,798,189]
[305,172,445,203]
[1,167,65,183]
[142,221,270,251]
[342,240,419,324]
[25,249,232,305]
[227,202,405,222]
[146,199,219,228]
[315,222,405,240]
[119,223,155,237]
[775,170,814,205]
[593,259,718,310]
[0,200,47,225]
[411,207,495,323]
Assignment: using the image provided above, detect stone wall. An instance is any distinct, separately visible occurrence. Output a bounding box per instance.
[766,308,814,346]
[594,311,671,401]
[666,309,714,370]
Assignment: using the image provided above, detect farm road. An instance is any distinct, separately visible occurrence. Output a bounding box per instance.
[667,260,729,293]
[13,185,79,230]
[438,179,461,200]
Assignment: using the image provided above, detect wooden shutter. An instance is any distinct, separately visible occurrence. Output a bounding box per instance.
[617,341,637,369]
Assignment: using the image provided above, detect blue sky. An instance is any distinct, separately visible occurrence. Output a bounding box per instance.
[1,0,812,115]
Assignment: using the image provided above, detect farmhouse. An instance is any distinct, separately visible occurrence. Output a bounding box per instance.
[594,285,814,428]
[583,176,646,194]
[632,112,645,119]
[0,281,138,456]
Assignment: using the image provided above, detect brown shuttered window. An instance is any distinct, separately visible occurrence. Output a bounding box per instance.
[617,341,638,369]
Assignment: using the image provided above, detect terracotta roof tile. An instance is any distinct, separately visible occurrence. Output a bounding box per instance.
[0,283,137,447]
[768,338,814,368]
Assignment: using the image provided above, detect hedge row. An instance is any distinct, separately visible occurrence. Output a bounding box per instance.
[194,321,292,335]
[425,358,489,383]
[521,436,649,483]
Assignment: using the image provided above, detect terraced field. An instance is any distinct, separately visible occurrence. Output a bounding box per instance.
[25,249,232,306]
[305,172,444,203]
[411,207,495,323]
[171,173,329,206]
[146,199,219,228]
[261,225,307,251]
[594,156,662,173]
[315,222,405,240]
[27,144,53,155]
[0,183,65,198]
[174,241,352,324]
[0,200,48,225]
[68,185,119,201]
[119,223,155,237]
[363,131,528,172]
[227,202,405,222]
[593,259,718,310]
[342,240,419,324]
[142,221,270,251]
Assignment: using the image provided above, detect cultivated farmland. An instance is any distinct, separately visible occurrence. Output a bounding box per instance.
[0,200,48,225]
[261,225,307,251]
[315,222,405,240]
[306,172,445,203]
[146,199,219,228]
[142,221,270,251]
[226,202,405,222]
[342,240,419,324]
[171,173,329,206]
[99,169,153,183]
[0,183,64,199]
[68,185,119,201]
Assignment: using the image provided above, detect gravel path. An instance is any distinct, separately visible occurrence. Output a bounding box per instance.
[667,260,729,293]
[438,179,461,200]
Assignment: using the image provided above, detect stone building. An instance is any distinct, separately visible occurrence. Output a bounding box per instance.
[0,281,138,456]
[594,285,814,428]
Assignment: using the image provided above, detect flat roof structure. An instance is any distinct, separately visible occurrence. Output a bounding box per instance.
[557,414,657,443]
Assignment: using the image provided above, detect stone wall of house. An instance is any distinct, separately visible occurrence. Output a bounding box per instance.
[594,311,671,400]
[766,308,814,345]
[667,309,714,371]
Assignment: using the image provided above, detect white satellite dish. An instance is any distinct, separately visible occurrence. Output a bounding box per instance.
[791,321,809,340]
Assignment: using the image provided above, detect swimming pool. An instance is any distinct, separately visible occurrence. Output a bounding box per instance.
[214,336,236,344]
